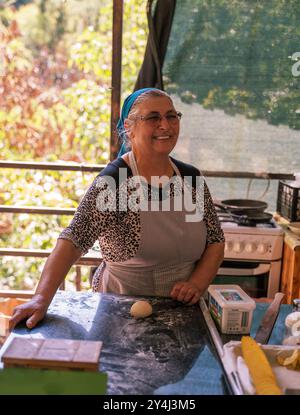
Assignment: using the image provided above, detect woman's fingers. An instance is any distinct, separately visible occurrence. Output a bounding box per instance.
[170,282,184,299]
[181,287,195,303]
[170,283,190,302]
[170,281,200,304]
[182,288,200,304]
[25,310,44,329]
[187,291,201,306]
[9,307,33,331]
[9,300,47,331]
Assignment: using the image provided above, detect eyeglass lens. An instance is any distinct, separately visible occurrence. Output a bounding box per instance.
[143,112,182,125]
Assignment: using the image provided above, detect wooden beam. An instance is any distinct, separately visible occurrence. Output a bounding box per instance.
[0,206,76,215]
[0,160,295,180]
[0,290,34,299]
[110,0,123,161]
[0,248,102,266]
[201,171,295,180]
[0,160,105,172]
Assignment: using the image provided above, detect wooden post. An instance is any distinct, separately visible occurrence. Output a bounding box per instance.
[110,0,123,161]
[280,240,300,304]
[75,265,82,291]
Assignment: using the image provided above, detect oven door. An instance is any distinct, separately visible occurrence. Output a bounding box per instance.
[213,260,271,298]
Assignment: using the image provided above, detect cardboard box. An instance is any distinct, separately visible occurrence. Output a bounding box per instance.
[2,337,103,371]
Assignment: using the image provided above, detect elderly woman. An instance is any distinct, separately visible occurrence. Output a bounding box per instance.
[10,88,224,330]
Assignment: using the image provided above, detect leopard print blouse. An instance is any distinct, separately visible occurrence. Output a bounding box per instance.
[58,157,225,261]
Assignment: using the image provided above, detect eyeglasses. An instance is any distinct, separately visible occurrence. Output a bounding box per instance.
[134,111,182,127]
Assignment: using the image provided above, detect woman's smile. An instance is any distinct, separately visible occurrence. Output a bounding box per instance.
[152,134,173,141]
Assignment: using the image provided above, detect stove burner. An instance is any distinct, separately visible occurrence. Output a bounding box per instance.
[219,217,276,228]
[217,212,275,227]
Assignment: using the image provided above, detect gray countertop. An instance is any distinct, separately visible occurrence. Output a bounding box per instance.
[1,290,293,395]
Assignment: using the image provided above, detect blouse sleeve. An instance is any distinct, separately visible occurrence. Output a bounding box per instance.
[203,181,225,245]
[58,175,116,255]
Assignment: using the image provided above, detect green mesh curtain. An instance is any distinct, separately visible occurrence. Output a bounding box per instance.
[137,0,300,209]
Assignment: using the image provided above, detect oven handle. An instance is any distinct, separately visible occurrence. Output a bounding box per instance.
[217,263,271,276]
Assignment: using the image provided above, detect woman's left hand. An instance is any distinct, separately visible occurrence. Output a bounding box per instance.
[170,281,202,305]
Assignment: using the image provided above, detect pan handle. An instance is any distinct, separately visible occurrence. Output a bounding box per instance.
[214,202,227,211]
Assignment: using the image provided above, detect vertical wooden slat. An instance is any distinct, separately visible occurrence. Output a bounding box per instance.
[280,243,300,304]
[292,247,300,301]
[75,265,81,291]
[280,243,294,304]
[110,0,123,161]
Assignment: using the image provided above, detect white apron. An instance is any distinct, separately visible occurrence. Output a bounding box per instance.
[96,151,207,297]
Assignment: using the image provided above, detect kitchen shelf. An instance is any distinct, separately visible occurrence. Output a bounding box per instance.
[276,217,300,304]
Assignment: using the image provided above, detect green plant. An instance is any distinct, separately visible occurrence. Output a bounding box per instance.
[0,0,148,290]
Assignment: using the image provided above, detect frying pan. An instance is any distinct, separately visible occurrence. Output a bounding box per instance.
[217,211,273,226]
[215,199,268,215]
[231,211,273,226]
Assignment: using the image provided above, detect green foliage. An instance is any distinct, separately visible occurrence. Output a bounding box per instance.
[0,257,45,290]
[60,79,111,163]
[0,167,96,289]
[69,5,112,80]
[164,0,300,129]
[0,0,148,290]
[122,0,149,97]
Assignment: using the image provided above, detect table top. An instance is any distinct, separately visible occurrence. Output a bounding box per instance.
[0,290,293,395]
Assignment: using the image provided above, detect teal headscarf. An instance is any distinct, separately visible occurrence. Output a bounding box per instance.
[117,88,161,157]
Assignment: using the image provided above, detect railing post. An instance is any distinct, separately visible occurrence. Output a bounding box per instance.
[75,265,82,291]
[110,0,123,161]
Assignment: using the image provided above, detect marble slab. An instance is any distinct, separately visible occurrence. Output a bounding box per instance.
[4,290,292,395]
[7,291,228,395]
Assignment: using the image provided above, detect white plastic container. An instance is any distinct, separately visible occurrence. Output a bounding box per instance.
[207,285,256,334]
[282,311,300,345]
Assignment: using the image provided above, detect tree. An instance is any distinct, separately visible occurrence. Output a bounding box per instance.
[0,0,148,290]
[164,0,300,129]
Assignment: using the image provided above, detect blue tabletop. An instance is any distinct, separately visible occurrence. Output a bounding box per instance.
[251,303,292,344]
[8,291,292,395]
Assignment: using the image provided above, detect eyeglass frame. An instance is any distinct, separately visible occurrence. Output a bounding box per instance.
[131,111,183,126]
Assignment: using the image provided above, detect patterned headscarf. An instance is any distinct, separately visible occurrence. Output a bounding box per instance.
[117,88,160,157]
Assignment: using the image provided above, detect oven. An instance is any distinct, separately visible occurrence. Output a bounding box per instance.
[214,259,282,298]
[212,221,284,299]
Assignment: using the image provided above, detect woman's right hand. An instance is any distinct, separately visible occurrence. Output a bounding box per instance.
[9,294,49,331]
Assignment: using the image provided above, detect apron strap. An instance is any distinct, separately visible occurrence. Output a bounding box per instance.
[128,150,181,178]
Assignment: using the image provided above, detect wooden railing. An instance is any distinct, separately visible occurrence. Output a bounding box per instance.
[0,248,102,292]
[0,160,296,295]
[0,289,35,299]
[0,248,101,266]
[0,161,106,294]
[0,160,295,179]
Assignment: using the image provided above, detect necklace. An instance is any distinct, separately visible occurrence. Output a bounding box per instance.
[129,152,174,180]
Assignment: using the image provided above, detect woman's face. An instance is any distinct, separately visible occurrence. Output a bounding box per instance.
[125,96,180,158]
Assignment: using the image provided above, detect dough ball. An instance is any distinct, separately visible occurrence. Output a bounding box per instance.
[130,300,152,318]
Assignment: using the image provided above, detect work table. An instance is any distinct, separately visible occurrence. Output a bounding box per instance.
[0,290,292,395]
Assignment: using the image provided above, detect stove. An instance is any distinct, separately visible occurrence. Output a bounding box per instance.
[215,214,284,298]
[220,220,284,262]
